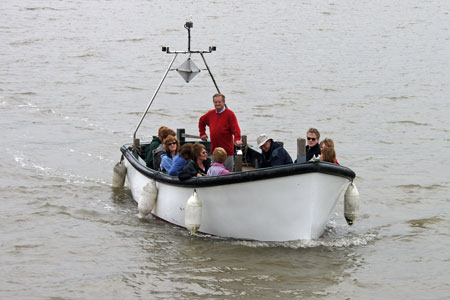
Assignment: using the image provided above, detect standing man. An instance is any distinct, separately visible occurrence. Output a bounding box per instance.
[199,93,242,171]
[306,128,321,161]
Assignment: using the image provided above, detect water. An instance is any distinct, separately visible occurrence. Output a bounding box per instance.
[1,0,449,299]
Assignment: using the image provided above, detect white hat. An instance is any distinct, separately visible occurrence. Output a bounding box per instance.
[257,134,270,148]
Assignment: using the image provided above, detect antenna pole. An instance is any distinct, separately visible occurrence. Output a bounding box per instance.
[200,52,220,93]
[184,21,193,52]
[133,53,178,142]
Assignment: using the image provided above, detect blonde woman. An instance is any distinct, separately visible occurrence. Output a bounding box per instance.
[207,147,231,176]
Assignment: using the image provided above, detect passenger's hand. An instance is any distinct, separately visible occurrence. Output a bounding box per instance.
[235,140,243,146]
[201,135,208,141]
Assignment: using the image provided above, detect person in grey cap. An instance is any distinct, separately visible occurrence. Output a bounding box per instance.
[256,134,293,168]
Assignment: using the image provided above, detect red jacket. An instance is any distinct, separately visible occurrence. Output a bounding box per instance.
[199,108,241,155]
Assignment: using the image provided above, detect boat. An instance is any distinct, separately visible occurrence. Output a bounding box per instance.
[113,21,359,242]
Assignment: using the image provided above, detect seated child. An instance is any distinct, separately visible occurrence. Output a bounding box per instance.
[168,143,193,176]
[207,147,231,176]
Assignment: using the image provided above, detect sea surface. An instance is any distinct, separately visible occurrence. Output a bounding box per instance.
[1,1,449,299]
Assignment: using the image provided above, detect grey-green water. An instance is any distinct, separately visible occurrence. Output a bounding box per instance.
[1,1,449,299]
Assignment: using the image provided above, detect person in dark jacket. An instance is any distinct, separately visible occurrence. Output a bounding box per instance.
[256,134,293,168]
[145,126,175,169]
[179,143,211,181]
[306,128,321,161]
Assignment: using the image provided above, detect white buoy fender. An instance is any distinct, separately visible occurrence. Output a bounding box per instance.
[344,182,360,225]
[138,180,157,218]
[185,190,202,235]
[112,160,127,188]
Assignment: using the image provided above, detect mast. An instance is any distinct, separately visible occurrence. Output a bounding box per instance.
[132,21,220,148]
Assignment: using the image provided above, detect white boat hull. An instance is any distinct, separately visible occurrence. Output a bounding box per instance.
[124,158,351,241]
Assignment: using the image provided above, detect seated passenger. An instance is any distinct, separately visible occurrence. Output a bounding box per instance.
[306,128,321,161]
[179,143,211,180]
[207,147,231,176]
[256,134,293,168]
[160,135,180,173]
[168,143,193,176]
[151,127,176,170]
[320,138,339,164]
[144,126,168,168]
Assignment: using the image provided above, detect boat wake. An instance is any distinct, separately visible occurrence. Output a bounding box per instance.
[231,231,376,249]
[187,223,377,249]
[11,150,108,187]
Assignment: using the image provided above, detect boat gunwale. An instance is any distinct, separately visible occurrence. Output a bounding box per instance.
[121,144,355,188]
